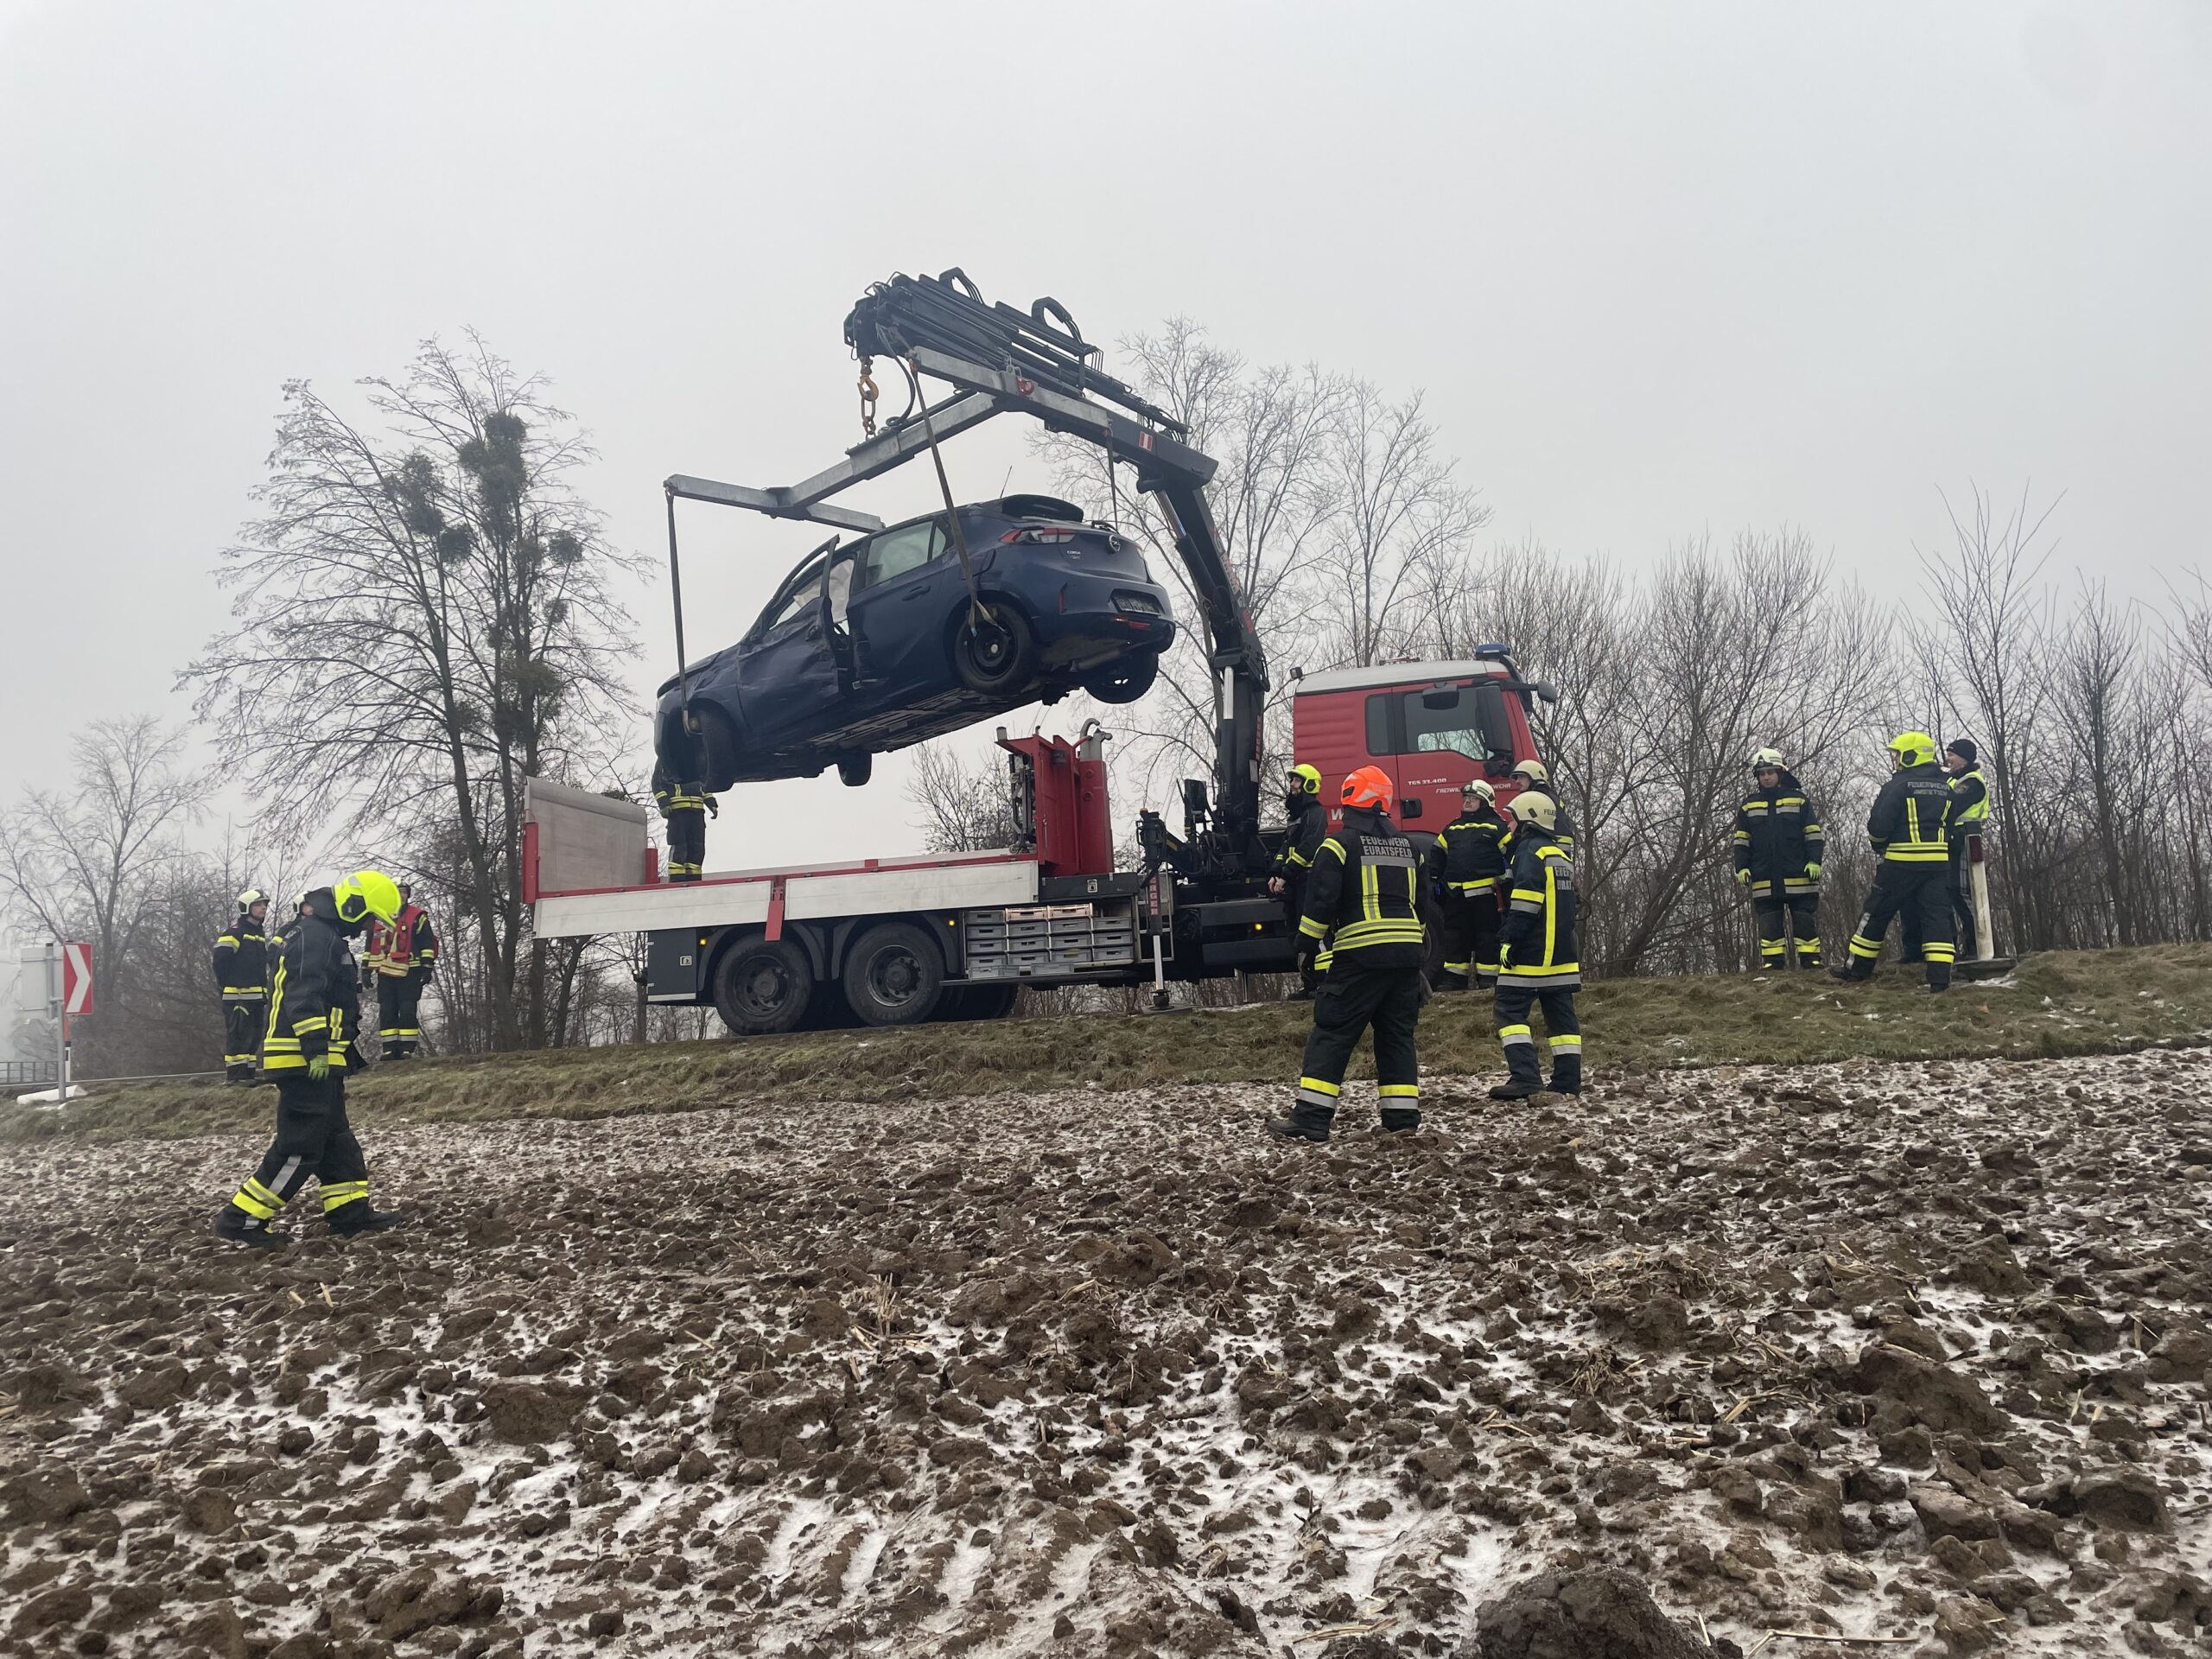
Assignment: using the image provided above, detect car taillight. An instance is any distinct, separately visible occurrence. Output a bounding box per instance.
[1000,526,1077,544]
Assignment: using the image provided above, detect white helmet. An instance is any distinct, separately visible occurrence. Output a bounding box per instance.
[1509,791,1558,830]
[1461,779,1496,804]
[236,887,267,910]
[1511,758,1550,788]
[1751,747,1785,772]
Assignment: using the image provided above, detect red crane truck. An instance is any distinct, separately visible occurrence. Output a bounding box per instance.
[524,272,1554,1033]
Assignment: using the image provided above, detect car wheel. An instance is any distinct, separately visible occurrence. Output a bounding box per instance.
[1083,653,1159,704]
[713,937,812,1035]
[842,922,944,1027]
[836,753,873,787]
[950,603,1034,694]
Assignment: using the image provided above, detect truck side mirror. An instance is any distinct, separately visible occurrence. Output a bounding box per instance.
[1534,682,1559,704]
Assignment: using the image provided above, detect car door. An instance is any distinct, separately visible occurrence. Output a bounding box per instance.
[731,543,846,752]
[844,515,952,704]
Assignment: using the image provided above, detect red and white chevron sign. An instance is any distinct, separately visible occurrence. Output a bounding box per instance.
[61,943,92,1015]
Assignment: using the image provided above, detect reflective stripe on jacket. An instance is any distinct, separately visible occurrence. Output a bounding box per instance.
[1499,830,1580,988]
[212,918,270,998]
[1297,808,1425,968]
[1426,804,1512,895]
[1732,771,1825,892]
[263,891,361,1071]
[1867,763,1952,863]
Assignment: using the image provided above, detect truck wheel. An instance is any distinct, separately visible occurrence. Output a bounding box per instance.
[836,753,873,787]
[842,922,944,1026]
[1084,653,1158,704]
[950,604,1033,694]
[713,938,812,1035]
[962,982,1020,1020]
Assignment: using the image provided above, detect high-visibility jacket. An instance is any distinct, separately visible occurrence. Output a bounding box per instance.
[1425,804,1513,897]
[365,905,439,979]
[1948,766,1989,840]
[212,914,270,1000]
[1273,796,1328,881]
[1867,762,1953,863]
[1732,771,1825,894]
[263,890,363,1072]
[1297,807,1425,969]
[652,765,715,818]
[1499,829,1580,988]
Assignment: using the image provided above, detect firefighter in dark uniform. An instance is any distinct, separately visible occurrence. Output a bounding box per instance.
[1732,748,1825,970]
[1426,779,1513,989]
[1268,766,1426,1141]
[1942,738,1989,957]
[1491,791,1582,1098]
[652,760,715,882]
[1510,758,1576,853]
[216,871,407,1248]
[212,888,270,1084]
[1833,731,1955,993]
[363,883,439,1060]
[1266,763,1330,993]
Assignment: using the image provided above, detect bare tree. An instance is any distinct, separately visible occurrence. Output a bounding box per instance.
[183,335,645,1051]
[907,741,1021,853]
[0,717,213,1073]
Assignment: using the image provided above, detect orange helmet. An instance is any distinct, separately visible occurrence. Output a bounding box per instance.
[1340,765,1393,812]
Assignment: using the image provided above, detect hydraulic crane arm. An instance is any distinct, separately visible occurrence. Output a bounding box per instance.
[843,274,1271,874]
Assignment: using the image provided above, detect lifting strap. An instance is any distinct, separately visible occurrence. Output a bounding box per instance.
[893,353,988,630]
[664,488,693,736]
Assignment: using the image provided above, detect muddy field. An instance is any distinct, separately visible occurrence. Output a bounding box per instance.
[2,1045,2209,1657]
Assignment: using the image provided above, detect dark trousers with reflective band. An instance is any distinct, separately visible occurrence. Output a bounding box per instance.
[221,998,264,1075]
[1495,979,1580,1090]
[1847,861,1954,988]
[1437,891,1501,987]
[378,974,423,1059]
[667,807,706,881]
[1751,886,1822,968]
[1296,963,1422,1126]
[230,1072,371,1223]
[1898,845,1979,963]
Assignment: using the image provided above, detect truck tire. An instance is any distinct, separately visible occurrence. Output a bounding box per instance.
[961,982,1020,1020]
[713,937,812,1035]
[842,922,944,1027]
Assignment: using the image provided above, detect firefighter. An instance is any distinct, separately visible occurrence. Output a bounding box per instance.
[1832,732,1955,993]
[1267,763,1330,994]
[1509,758,1576,851]
[1268,766,1426,1142]
[1490,791,1581,1099]
[1426,779,1512,989]
[1943,738,1989,957]
[363,882,439,1061]
[652,758,715,882]
[1732,748,1825,970]
[212,889,271,1084]
[215,871,406,1248]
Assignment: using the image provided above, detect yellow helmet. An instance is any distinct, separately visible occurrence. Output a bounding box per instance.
[1508,791,1558,830]
[1888,731,1936,769]
[334,869,403,927]
[1289,762,1323,797]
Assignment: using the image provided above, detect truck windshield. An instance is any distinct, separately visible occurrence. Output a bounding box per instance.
[1402,681,1515,767]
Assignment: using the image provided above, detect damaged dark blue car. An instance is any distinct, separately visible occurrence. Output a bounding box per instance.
[657,494,1175,789]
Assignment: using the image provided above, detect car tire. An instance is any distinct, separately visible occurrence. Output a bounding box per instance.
[1083,652,1159,704]
[842,922,944,1027]
[836,753,873,787]
[950,603,1034,695]
[712,937,812,1035]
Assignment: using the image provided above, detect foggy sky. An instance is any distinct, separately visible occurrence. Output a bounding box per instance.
[3,1,2207,874]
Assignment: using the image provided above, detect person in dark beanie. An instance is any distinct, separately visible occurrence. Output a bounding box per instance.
[1942,737,1990,956]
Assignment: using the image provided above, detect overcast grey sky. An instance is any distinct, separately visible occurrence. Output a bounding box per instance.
[3,2,2207,870]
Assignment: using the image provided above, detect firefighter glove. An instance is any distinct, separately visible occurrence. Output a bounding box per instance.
[1806,862,1821,880]
[307,1053,331,1082]
[1735,868,1751,887]
[703,797,719,818]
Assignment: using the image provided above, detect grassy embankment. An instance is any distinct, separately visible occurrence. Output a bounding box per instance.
[9,944,2209,1147]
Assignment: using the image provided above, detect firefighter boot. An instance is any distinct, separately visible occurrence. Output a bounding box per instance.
[1547,1059,1584,1096]
[1828,963,1869,985]
[214,1203,286,1251]
[326,1199,407,1236]
[1377,1105,1421,1134]
[1265,1103,1334,1143]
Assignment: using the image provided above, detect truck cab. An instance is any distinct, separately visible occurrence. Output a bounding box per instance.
[1288,648,1554,836]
